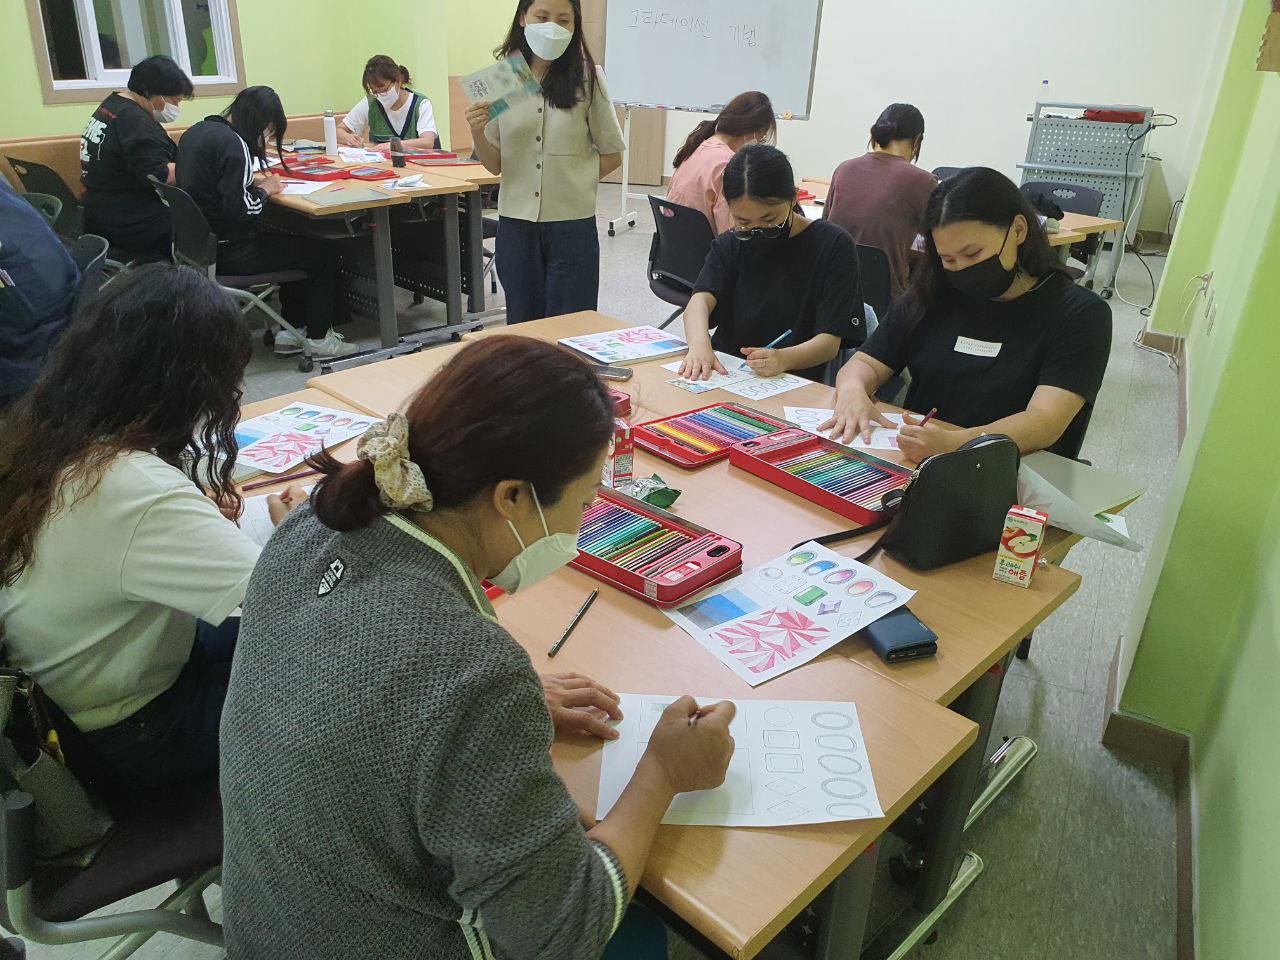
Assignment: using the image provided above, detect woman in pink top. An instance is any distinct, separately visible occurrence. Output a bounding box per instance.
[665,91,776,235]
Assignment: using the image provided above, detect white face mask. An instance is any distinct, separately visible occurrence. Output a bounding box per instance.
[524,21,574,61]
[375,87,401,108]
[152,100,181,124]
[490,486,579,594]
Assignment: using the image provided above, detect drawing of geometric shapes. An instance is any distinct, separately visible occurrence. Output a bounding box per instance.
[864,590,899,609]
[838,614,856,630]
[639,699,675,741]
[763,730,800,749]
[793,585,827,606]
[763,707,794,727]
[816,734,858,752]
[823,569,858,585]
[786,551,816,566]
[760,567,783,580]
[682,588,764,630]
[767,799,808,820]
[821,778,868,800]
[845,579,875,597]
[818,755,864,775]
[765,777,804,797]
[775,575,805,594]
[803,560,838,576]
[713,608,832,675]
[765,753,804,773]
[818,599,842,616]
[811,711,855,730]
[669,748,755,816]
[826,802,874,819]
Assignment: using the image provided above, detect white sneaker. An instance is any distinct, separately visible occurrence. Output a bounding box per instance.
[304,329,349,358]
[272,328,304,356]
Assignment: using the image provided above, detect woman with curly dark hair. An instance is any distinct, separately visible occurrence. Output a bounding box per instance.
[0,263,306,789]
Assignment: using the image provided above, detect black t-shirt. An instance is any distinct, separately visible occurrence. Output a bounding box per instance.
[79,93,176,254]
[861,273,1112,452]
[692,218,865,381]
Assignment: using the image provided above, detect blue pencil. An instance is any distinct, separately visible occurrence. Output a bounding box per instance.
[740,329,794,371]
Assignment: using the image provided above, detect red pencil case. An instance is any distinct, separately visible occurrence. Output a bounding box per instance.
[729,429,912,525]
[405,150,458,161]
[274,162,348,181]
[633,403,794,469]
[571,489,741,606]
[343,165,397,181]
[609,388,632,418]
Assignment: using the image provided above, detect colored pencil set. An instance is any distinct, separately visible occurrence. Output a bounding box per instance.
[728,429,913,526]
[633,403,792,468]
[570,489,742,606]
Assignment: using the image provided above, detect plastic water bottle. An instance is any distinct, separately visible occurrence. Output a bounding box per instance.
[323,110,338,156]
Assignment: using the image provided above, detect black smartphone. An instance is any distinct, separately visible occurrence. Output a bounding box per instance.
[860,607,938,663]
[592,364,634,382]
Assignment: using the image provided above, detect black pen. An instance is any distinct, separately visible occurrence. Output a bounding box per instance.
[548,590,598,658]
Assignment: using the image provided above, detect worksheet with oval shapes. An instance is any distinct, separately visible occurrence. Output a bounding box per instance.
[597,695,884,827]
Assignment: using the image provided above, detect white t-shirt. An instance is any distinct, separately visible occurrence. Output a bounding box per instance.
[0,451,261,732]
[341,93,437,140]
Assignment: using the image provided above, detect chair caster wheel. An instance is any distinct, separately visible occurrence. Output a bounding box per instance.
[298,357,315,373]
[263,329,275,347]
[1101,288,1113,300]
[450,332,462,342]
[925,931,939,945]
[628,217,636,227]
[2,937,27,958]
[608,226,615,237]
[412,293,425,306]
[889,852,924,889]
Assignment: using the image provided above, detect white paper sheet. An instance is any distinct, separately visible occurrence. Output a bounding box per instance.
[1096,513,1129,538]
[237,486,314,547]
[459,53,543,118]
[783,407,907,451]
[663,541,914,686]
[597,695,884,826]
[1018,463,1143,551]
[799,204,824,221]
[235,403,377,475]
[661,352,755,393]
[559,326,688,364]
[720,373,810,402]
[280,181,328,196]
[337,146,387,164]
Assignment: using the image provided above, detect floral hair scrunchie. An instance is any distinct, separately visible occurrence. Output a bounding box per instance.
[356,413,434,513]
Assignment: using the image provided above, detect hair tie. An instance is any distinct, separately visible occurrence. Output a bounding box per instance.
[357,413,434,513]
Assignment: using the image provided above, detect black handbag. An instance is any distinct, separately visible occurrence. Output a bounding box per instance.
[803,435,1021,570]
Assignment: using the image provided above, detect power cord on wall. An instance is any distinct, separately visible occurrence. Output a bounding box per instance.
[1114,113,1179,315]
[1132,272,1206,371]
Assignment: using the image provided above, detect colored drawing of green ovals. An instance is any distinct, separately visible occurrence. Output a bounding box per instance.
[787,551,816,566]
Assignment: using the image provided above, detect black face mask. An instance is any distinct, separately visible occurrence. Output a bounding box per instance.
[735,210,794,248]
[944,223,1018,300]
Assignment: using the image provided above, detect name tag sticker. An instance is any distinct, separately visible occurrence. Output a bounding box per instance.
[954,336,1002,358]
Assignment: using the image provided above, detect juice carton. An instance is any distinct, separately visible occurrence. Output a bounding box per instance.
[993,505,1049,588]
[602,418,634,489]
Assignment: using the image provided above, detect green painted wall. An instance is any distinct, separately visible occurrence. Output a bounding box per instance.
[1117,4,1280,958]
[1,0,449,142]
[447,0,511,77]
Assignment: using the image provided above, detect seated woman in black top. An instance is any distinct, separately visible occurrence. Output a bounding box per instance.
[80,55,192,259]
[824,167,1112,460]
[679,144,863,383]
[176,86,349,358]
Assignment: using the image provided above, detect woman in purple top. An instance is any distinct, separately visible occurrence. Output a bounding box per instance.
[823,104,938,298]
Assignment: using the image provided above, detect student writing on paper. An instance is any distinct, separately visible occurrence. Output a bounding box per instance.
[338,55,439,151]
[465,0,626,324]
[0,266,308,791]
[0,178,78,408]
[824,168,1111,460]
[80,55,192,259]
[177,86,351,359]
[665,91,777,236]
[219,336,733,960]
[679,144,865,383]
[824,103,937,297]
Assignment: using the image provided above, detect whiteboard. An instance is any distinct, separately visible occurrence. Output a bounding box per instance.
[602,0,824,119]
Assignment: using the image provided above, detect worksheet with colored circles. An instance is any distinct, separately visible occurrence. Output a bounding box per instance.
[235,404,377,475]
[597,695,884,827]
[664,541,914,686]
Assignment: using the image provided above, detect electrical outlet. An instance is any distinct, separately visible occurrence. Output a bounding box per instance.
[1199,270,1214,295]
[1206,295,1219,336]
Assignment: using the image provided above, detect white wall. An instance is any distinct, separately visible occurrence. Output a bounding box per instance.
[653,0,1239,232]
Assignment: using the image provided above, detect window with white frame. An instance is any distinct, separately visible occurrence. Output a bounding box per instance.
[35,0,241,90]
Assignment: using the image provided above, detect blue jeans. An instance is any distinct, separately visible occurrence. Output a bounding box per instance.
[496,216,601,324]
[84,618,239,790]
[603,903,667,959]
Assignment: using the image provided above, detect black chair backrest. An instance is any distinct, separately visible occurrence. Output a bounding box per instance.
[22,192,62,228]
[148,177,218,271]
[854,243,892,319]
[1020,181,1104,218]
[5,157,85,240]
[69,234,110,316]
[932,166,964,182]
[648,195,715,291]
[1050,402,1095,461]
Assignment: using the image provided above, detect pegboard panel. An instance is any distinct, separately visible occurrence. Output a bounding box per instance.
[1025,118,1146,176]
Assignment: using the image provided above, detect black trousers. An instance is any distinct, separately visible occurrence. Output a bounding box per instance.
[217,231,346,338]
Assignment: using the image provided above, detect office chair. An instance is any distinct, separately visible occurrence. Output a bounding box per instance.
[4,158,84,244]
[647,195,715,330]
[149,177,316,372]
[1021,180,1106,281]
[931,166,963,181]
[20,193,61,230]
[69,234,110,317]
[1,783,224,959]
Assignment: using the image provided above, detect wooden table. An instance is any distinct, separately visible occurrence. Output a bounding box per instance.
[407,162,501,317]
[268,157,480,358]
